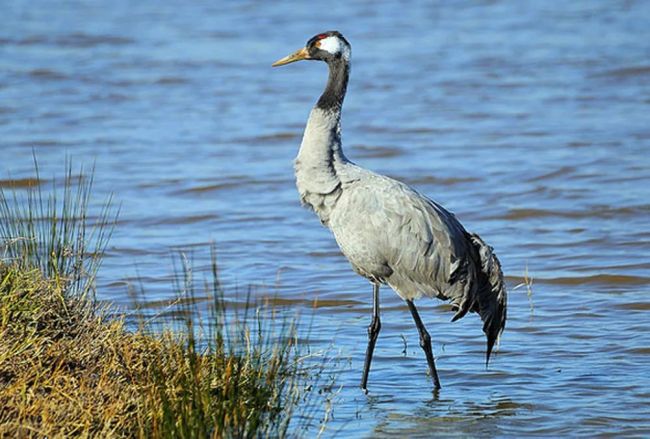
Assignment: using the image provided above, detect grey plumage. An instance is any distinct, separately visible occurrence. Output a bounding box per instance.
[274,31,507,390]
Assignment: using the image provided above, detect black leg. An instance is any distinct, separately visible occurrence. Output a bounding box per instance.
[406,299,442,389]
[361,283,381,392]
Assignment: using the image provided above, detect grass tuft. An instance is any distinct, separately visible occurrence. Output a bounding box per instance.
[0,163,334,437]
[0,159,114,300]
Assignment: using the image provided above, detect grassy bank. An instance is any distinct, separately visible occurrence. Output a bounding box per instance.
[0,166,331,437]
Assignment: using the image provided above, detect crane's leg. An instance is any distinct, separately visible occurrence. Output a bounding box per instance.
[361,283,381,392]
[406,300,442,390]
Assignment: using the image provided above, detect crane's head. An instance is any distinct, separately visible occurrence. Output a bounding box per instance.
[272,31,351,67]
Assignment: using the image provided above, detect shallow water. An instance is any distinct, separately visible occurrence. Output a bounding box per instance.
[2,1,650,436]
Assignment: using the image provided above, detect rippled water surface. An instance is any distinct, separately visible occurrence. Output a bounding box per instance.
[2,1,650,436]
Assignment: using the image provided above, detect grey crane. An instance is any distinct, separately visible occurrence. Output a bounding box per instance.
[272,31,507,391]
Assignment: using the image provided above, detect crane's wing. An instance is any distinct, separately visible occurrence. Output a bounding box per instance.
[374,178,472,299]
[331,172,507,363]
[332,174,472,301]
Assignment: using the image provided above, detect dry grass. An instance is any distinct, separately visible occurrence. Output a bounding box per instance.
[0,163,332,438]
[0,263,140,437]
[513,263,535,319]
[0,262,319,438]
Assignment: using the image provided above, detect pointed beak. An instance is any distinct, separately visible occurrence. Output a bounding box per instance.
[272,47,310,67]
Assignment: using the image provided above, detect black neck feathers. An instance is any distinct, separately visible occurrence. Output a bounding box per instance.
[316,58,349,111]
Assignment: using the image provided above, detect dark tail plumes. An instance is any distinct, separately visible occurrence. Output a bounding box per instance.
[468,233,507,366]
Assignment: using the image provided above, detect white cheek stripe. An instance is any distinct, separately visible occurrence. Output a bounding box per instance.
[319,36,350,59]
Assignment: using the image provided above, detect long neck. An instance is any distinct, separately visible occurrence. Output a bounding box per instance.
[298,57,351,162]
[316,58,349,111]
[295,58,350,197]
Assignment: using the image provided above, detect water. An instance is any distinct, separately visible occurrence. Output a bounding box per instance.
[2,1,650,436]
